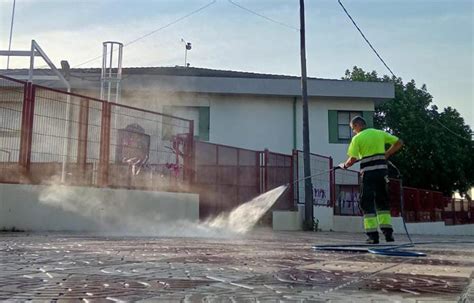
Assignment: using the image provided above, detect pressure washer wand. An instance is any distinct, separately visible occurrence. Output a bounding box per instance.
[289,166,341,186]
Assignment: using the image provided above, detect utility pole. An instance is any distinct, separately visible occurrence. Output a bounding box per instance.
[299,0,314,230]
[6,0,16,69]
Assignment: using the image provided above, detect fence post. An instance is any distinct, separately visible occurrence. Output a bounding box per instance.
[184,120,195,190]
[256,151,261,195]
[451,198,456,225]
[469,200,474,223]
[414,189,420,222]
[291,149,297,208]
[98,102,111,187]
[295,150,299,205]
[264,148,269,192]
[429,192,435,222]
[77,98,89,184]
[19,83,35,174]
[329,156,334,207]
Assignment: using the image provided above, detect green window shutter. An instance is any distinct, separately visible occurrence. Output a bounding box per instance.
[198,107,210,141]
[162,106,174,140]
[328,110,338,143]
[362,111,374,128]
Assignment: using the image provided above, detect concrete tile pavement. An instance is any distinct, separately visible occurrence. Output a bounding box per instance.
[0,230,472,302]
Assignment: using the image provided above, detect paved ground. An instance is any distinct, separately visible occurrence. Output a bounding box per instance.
[0,230,473,302]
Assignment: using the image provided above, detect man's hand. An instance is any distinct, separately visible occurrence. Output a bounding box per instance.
[385,139,404,159]
[337,162,346,170]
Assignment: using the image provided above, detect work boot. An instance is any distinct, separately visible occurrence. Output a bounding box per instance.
[365,232,379,244]
[382,228,395,242]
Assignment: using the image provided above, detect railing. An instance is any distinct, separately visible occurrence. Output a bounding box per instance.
[0,75,194,191]
[193,141,260,218]
[330,171,473,225]
[263,149,294,210]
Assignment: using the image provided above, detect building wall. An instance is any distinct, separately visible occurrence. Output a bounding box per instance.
[210,95,374,158]
[296,98,375,164]
[210,95,294,154]
[76,89,375,160]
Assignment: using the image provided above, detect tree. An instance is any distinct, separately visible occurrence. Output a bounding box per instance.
[343,66,474,196]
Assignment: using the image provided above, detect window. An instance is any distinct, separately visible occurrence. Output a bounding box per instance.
[328,110,374,144]
[337,111,361,140]
[162,106,210,141]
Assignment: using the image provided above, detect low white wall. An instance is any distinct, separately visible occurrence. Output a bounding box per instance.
[272,210,474,236]
[333,215,474,236]
[0,183,199,232]
[273,205,334,231]
[313,206,334,231]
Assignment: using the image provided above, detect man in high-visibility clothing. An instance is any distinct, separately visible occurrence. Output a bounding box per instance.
[339,116,403,244]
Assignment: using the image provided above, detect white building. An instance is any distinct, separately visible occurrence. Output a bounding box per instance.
[3,66,393,164]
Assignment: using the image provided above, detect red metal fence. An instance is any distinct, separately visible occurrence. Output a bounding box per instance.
[192,143,295,219]
[193,141,260,218]
[0,75,194,191]
[331,174,473,225]
[263,149,294,210]
[333,169,361,216]
[389,179,473,224]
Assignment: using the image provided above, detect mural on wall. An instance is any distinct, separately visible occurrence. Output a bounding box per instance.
[115,123,150,175]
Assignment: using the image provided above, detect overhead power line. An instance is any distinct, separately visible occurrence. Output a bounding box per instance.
[337,0,395,78]
[337,0,472,143]
[432,118,472,142]
[73,0,217,68]
[227,0,299,32]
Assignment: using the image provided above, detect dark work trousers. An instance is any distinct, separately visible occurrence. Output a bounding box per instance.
[359,169,393,235]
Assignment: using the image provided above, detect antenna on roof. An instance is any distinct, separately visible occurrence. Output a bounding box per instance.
[181,38,192,67]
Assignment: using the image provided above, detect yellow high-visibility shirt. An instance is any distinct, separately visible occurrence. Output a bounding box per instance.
[347,128,399,159]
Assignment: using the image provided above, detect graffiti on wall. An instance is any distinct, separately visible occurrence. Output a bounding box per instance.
[313,186,330,206]
[337,187,361,215]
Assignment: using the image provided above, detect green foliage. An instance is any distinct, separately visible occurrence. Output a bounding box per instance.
[343,66,474,195]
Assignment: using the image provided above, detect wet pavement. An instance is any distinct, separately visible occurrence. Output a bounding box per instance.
[0,230,473,302]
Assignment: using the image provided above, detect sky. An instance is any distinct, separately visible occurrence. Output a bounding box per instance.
[1,0,473,127]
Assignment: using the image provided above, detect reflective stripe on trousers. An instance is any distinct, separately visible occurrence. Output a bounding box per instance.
[377,210,392,229]
[364,211,392,232]
[363,214,378,233]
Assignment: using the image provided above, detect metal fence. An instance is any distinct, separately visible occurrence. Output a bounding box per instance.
[0,76,25,182]
[0,75,194,191]
[294,150,333,207]
[193,141,260,218]
[333,169,361,216]
[263,150,294,210]
[389,179,473,224]
[334,175,473,225]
